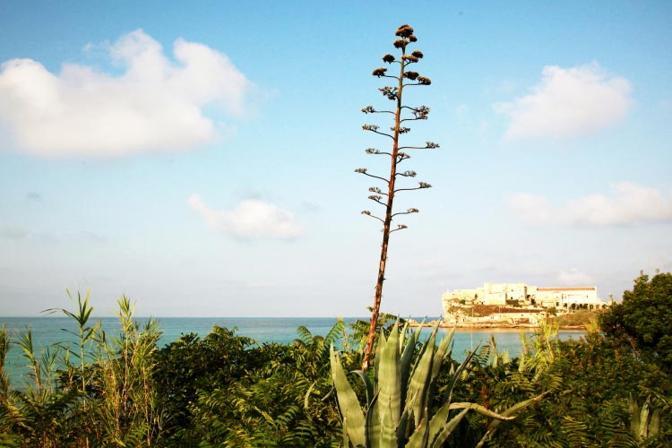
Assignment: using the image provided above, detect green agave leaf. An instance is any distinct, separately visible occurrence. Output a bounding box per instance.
[430,329,453,382]
[399,321,409,353]
[374,329,384,387]
[379,398,398,448]
[378,323,401,433]
[369,330,385,447]
[351,369,374,407]
[628,396,641,438]
[474,392,548,448]
[331,346,366,446]
[396,407,413,445]
[448,402,514,420]
[343,415,350,448]
[400,324,421,402]
[425,400,452,447]
[404,329,438,427]
[447,347,478,406]
[427,403,515,448]
[430,408,470,448]
[405,406,430,448]
[639,399,650,440]
[366,393,381,448]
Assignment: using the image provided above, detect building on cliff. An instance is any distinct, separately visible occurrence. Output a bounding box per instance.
[442,282,609,318]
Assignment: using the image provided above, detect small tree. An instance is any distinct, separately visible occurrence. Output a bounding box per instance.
[600,271,672,371]
[356,24,438,369]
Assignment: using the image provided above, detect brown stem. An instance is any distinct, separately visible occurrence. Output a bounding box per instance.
[361,49,406,370]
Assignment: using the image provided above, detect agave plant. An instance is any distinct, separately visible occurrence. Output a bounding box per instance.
[330,323,545,447]
[628,394,662,443]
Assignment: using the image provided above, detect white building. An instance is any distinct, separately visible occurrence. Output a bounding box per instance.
[442,282,609,316]
[442,282,529,307]
[534,286,607,310]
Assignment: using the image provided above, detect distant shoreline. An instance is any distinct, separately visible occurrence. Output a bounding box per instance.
[408,322,587,332]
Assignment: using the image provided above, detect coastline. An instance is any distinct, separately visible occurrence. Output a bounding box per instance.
[408,322,587,332]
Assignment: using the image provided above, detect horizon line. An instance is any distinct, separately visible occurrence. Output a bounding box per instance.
[0,315,441,319]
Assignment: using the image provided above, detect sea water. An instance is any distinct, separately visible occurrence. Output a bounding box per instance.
[0,317,584,385]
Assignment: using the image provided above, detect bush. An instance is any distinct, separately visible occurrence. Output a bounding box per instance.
[1,283,671,447]
[601,272,672,371]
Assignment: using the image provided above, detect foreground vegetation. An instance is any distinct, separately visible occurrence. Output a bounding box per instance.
[0,273,670,447]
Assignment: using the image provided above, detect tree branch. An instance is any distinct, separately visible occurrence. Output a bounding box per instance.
[362,124,395,139]
[363,172,390,183]
[398,141,439,150]
[395,182,432,193]
[396,170,417,178]
[392,208,419,218]
[365,148,392,156]
[368,195,387,207]
[403,77,431,87]
[354,168,390,184]
[396,152,411,164]
[390,224,408,233]
[371,130,394,139]
[363,128,394,139]
[368,186,388,196]
[361,210,384,223]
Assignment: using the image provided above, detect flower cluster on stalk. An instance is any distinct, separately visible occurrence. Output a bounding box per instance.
[354,24,438,234]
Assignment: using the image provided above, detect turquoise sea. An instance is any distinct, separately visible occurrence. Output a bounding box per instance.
[0,317,584,385]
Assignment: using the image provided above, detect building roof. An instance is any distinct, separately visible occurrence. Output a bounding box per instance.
[537,287,596,291]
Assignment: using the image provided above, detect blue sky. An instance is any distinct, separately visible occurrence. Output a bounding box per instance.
[1,1,671,316]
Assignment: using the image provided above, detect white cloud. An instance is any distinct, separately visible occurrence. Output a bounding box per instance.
[557,268,594,286]
[0,30,251,156]
[507,193,553,224]
[188,194,302,240]
[0,225,28,240]
[495,63,632,140]
[509,182,672,227]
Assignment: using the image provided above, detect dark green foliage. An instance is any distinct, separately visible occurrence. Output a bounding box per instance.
[153,327,257,440]
[465,334,672,447]
[601,272,672,371]
[1,276,671,447]
[158,321,352,447]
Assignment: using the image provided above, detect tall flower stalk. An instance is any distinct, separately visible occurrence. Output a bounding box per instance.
[357,24,438,369]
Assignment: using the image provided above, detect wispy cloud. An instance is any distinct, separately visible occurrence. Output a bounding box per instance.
[300,201,321,213]
[188,194,302,240]
[0,30,252,157]
[495,63,632,140]
[25,192,42,202]
[0,225,28,240]
[557,268,594,286]
[0,226,108,243]
[509,182,672,227]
